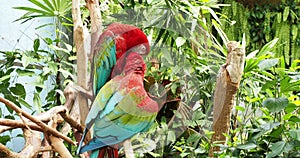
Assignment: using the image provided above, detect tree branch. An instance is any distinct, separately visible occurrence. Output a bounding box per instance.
[0,119,43,133]
[48,114,73,158]
[0,97,76,145]
[0,143,18,158]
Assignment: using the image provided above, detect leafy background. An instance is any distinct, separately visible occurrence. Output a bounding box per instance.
[0,0,299,157]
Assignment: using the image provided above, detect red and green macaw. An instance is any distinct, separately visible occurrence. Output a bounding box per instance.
[92,23,150,95]
[77,52,159,157]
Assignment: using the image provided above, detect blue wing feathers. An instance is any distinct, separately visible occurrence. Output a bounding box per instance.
[93,37,117,94]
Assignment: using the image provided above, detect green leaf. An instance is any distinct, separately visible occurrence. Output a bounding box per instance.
[162,49,174,65]
[171,83,178,94]
[33,38,40,52]
[237,142,257,150]
[16,69,35,77]
[187,133,201,144]
[257,59,278,70]
[19,98,32,109]
[192,110,205,121]
[59,69,73,79]
[255,122,280,137]
[246,50,259,59]
[267,141,286,158]
[33,92,42,113]
[167,130,176,143]
[262,97,289,113]
[235,106,245,112]
[175,37,186,47]
[212,19,229,45]
[0,75,10,83]
[244,58,259,73]
[43,0,55,11]
[257,38,279,57]
[21,55,31,68]
[10,83,26,98]
[13,6,53,16]
[44,37,53,45]
[0,135,10,145]
[48,45,70,54]
[280,77,300,93]
[289,116,300,123]
[29,0,54,13]
[289,130,300,141]
[283,7,289,21]
[48,62,58,73]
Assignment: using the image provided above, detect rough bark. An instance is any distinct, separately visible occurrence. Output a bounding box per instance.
[86,0,103,54]
[209,41,245,156]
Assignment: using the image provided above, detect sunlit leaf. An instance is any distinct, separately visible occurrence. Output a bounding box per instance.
[0,75,10,83]
[33,92,42,113]
[19,98,32,109]
[258,59,278,70]
[283,7,289,21]
[175,37,186,47]
[16,69,35,77]
[257,38,278,57]
[21,55,31,68]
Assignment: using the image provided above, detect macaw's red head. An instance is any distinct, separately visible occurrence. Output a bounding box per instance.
[107,23,150,59]
[111,52,146,78]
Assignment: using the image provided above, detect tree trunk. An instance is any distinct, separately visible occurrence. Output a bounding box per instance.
[72,0,90,125]
[209,41,245,157]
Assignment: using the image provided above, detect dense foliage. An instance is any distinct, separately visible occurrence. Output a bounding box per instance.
[0,0,299,157]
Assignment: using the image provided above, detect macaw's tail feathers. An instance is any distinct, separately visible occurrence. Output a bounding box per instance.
[76,128,88,155]
[78,137,107,154]
[90,145,118,158]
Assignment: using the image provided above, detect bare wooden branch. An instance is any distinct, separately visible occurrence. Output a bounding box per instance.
[48,115,73,158]
[0,119,43,133]
[59,110,84,133]
[86,0,102,54]
[209,41,245,156]
[0,143,18,158]
[72,0,90,125]
[0,97,76,145]
[19,129,42,157]
[64,82,77,111]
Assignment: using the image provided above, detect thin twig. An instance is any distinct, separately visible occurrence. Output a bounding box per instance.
[19,113,32,132]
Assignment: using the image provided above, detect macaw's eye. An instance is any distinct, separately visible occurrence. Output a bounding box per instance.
[137,45,147,55]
